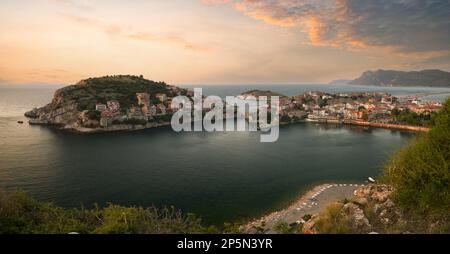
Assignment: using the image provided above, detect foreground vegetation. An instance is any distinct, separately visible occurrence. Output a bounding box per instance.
[2,98,449,234]
[0,191,216,234]
[383,97,449,231]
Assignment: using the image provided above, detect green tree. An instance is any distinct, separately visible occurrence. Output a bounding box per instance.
[384,98,450,230]
[362,113,369,121]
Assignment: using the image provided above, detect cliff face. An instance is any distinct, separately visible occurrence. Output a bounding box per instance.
[25,87,81,127]
[302,184,447,234]
[350,69,450,87]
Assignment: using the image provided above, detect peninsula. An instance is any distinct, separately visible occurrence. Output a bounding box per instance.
[25,75,193,133]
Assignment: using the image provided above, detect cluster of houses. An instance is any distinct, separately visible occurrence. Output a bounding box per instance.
[275,91,443,124]
[81,85,194,128]
[81,87,443,128]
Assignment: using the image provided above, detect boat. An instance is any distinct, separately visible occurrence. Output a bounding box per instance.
[17,121,24,124]
[368,177,376,183]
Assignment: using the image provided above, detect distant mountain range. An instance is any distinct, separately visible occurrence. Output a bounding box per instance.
[348,69,450,87]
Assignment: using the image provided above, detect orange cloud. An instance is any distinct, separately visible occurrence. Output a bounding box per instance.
[205,0,450,60]
[233,2,297,27]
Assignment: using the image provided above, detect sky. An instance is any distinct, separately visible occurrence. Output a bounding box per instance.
[1,0,450,85]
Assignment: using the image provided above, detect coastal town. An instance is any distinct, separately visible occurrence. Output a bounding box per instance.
[272,91,442,128]
[24,75,444,132]
[79,85,194,128]
[87,89,443,131]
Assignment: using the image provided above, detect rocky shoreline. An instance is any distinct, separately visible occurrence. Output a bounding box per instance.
[25,114,429,134]
[241,183,362,233]
[24,108,172,134]
[68,122,171,134]
[343,120,430,132]
[241,183,416,234]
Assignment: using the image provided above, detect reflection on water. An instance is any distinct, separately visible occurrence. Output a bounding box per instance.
[0,116,414,224]
[0,85,426,224]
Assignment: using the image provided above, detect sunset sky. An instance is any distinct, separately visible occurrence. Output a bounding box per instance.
[1,0,450,85]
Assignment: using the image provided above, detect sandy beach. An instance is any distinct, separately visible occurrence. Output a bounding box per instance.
[243,183,364,233]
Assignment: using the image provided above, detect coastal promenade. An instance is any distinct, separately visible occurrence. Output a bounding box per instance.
[343,120,430,132]
[243,183,362,233]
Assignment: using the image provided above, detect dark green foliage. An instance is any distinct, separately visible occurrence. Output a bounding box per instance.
[273,221,293,234]
[384,98,450,223]
[153,114,173,123]
[151,97,161,105]
[86,110,100,120]
[0,190,206,234]
[317,98,328,107]
[222,222,243,234]
[302,214,312,221]
[122,118,147,125]
[391,108,434,126]
[362,113,369,121]
[57,75,170,111]
[280,114,291,123]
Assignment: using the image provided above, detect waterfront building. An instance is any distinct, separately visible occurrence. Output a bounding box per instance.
[136,93,150,106]
[107,100,120,112]
[95,104,107,112]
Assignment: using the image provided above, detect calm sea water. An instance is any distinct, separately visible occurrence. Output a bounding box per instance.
[0,84,448,224]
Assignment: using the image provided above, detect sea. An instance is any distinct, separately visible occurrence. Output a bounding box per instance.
[0,83,449,224]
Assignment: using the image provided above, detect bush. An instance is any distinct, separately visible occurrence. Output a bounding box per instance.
[302,214,312,222]
[314,203,351,234]
[273,221,293,234]
[392,109,434,126]
[87,110,101,120]
[384,98,450,222]
[153,114,173,123]
[0,190,207,234]
[123,118,147,125]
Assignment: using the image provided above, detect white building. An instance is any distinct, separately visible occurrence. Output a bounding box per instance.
[96,104,107,112]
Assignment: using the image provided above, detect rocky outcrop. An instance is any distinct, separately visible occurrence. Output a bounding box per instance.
[339,203,372,232]
[354,184,394,203]
[301,184,408,234]
[24,93,81,129]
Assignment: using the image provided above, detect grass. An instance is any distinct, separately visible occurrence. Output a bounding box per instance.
[0,190,210,234]
[314,203,351,234]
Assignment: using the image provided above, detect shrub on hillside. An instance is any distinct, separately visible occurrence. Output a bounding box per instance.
[384,98,450,220]
[0,190,207,234]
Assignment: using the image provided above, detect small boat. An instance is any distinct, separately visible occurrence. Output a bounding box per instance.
[368,177,376,183]
[17,121,24,124]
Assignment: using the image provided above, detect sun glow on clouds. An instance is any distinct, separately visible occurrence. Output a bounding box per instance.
[0,0,449,85]
[211,0,450,53]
